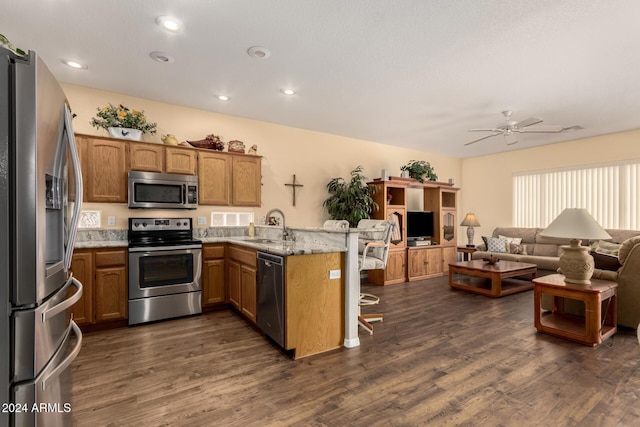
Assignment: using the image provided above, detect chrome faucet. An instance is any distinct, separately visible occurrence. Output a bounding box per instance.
[265,208,291,241]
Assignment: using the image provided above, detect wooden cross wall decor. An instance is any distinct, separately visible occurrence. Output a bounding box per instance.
[285,174,304,206]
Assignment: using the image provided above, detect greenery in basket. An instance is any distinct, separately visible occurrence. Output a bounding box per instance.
[90,103,157,134]
[323,166,378,228]
[400,160,438,183]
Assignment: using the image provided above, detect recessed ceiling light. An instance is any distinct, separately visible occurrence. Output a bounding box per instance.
[217,95,230,101]
[62,59,87,70]
[149,51,175,63]
[247,46,271,59]
[280,89,296,96]
[156,16,183,33]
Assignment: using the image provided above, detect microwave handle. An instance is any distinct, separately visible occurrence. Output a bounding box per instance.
[64,104,83,272]
[182,184,187,204]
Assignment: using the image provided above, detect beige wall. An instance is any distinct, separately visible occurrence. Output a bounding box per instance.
[64,84,462,228]
[460,129,640,242]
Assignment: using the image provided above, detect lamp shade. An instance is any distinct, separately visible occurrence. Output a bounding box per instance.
[460,213,481,227]
[539,208,611,240]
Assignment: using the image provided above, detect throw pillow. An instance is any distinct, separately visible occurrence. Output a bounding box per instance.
[499,235,523,247]
[593,240,622,256]
[509,243,528,255]
[484,236,508,253]
[592,251,621,271]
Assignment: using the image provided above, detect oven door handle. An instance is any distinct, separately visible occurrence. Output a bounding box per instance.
[128,244,202,252]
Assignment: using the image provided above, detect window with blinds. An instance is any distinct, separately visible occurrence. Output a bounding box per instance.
[513,160,640,229]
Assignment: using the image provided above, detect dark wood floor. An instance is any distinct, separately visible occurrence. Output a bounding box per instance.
[71,277,640,426]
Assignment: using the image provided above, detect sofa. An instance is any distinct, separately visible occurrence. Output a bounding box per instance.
[472,227,640,328]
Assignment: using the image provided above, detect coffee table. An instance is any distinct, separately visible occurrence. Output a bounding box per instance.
[449,260,537,297]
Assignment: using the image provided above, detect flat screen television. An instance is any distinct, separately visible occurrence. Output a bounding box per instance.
[407,210,435,241]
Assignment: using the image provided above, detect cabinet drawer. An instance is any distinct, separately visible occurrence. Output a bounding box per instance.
[95,249,127,267]
[228,245,257,267]
[203,245,225,260]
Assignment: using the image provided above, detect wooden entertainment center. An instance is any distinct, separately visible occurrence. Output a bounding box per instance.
[367,177,459,285]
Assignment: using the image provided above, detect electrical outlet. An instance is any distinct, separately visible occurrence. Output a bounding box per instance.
[329,269,341,279]
[107,216,116,226]
[197,216,207,225]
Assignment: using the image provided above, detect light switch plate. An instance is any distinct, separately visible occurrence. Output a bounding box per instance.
[197,216,207,225]
[329,269,341,279]
[107,216,116,226]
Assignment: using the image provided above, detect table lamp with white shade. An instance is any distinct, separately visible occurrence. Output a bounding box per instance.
[460,213,481,247]
[539,208,611,284]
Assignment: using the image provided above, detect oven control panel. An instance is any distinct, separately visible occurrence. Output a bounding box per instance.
[129,218,193,231]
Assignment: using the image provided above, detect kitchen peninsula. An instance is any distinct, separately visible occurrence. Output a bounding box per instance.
[73,225,362,359]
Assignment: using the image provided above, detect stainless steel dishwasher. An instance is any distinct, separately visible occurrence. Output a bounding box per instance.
[257,252,285,347]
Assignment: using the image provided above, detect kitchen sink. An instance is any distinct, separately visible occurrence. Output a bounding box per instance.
[247,238,280,244]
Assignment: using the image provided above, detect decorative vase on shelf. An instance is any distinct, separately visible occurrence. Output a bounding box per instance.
[161,134,179,145]
[108,127,142,141]
[400,170,410,178]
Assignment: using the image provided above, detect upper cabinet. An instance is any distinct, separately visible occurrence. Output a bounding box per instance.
[198,151,231,205]
[129,142,164,172]
[76,134,261,206]
[231,156,261,206]
[129,142,196,175]
[165,147,197,175]
[76,135,128,203]
[198,152,261,207]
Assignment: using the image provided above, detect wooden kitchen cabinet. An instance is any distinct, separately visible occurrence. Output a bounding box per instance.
[129,142,164,172]
[165,147,197,175]
[68,250,94,326]
[68,247,128,328]
[232,155,261,206]
[94,248,128,322]
[77,135,128,203]
[227,245,257,324]
[202,244,225,306]
[198,151,231,205]
[285,252,345,359]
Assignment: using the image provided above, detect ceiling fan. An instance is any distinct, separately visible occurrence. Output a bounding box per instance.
[465,110,582,146]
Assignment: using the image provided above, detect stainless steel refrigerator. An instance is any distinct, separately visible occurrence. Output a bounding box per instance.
[1,47,84,426]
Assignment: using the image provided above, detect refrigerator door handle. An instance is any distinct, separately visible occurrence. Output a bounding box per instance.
[41,320,82,391]
[41,275,83,322]
[63,104,83,271]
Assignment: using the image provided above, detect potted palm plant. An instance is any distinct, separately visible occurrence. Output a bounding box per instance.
[323,166,378,227]
[90,103,157,140]
[400,160,438,183]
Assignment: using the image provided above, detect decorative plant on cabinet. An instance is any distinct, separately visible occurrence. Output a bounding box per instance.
[400,160,438,183]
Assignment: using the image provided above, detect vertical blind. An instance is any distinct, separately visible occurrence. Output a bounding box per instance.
[513,160,640,229]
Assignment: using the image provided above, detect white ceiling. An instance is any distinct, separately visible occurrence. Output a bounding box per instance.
[3,0,640,158]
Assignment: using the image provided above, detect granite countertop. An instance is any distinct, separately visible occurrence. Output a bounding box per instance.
[75,236,346,255]
[201,236,346,256]
[75,240,128,249]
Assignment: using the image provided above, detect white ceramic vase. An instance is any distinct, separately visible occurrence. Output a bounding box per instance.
[108,127,142,141]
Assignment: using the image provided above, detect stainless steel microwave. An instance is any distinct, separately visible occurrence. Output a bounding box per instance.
[128,171,198,209]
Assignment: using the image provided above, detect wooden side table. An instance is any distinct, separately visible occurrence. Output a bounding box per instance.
[457,246,476,261]
[533,274,617,346]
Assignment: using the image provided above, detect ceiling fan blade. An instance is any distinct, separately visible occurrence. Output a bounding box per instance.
[464,132,502,146]
[519,126,565,133]
[468,128,500,132]
[516,117,543,128]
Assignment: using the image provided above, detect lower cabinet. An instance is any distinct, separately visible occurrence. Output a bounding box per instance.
[202,244,226,306]
[442,245,457,274]
[368,249,406,285]
[69,247,128,326]
[407,246,443,281]
[227,245,257,324]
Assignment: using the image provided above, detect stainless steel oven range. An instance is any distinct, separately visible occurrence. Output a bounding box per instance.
[128,218,202,325]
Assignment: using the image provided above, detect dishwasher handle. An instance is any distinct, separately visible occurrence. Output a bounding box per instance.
[257,252,284,266]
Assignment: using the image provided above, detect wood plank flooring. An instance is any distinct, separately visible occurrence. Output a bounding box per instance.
[71,277,640,426]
